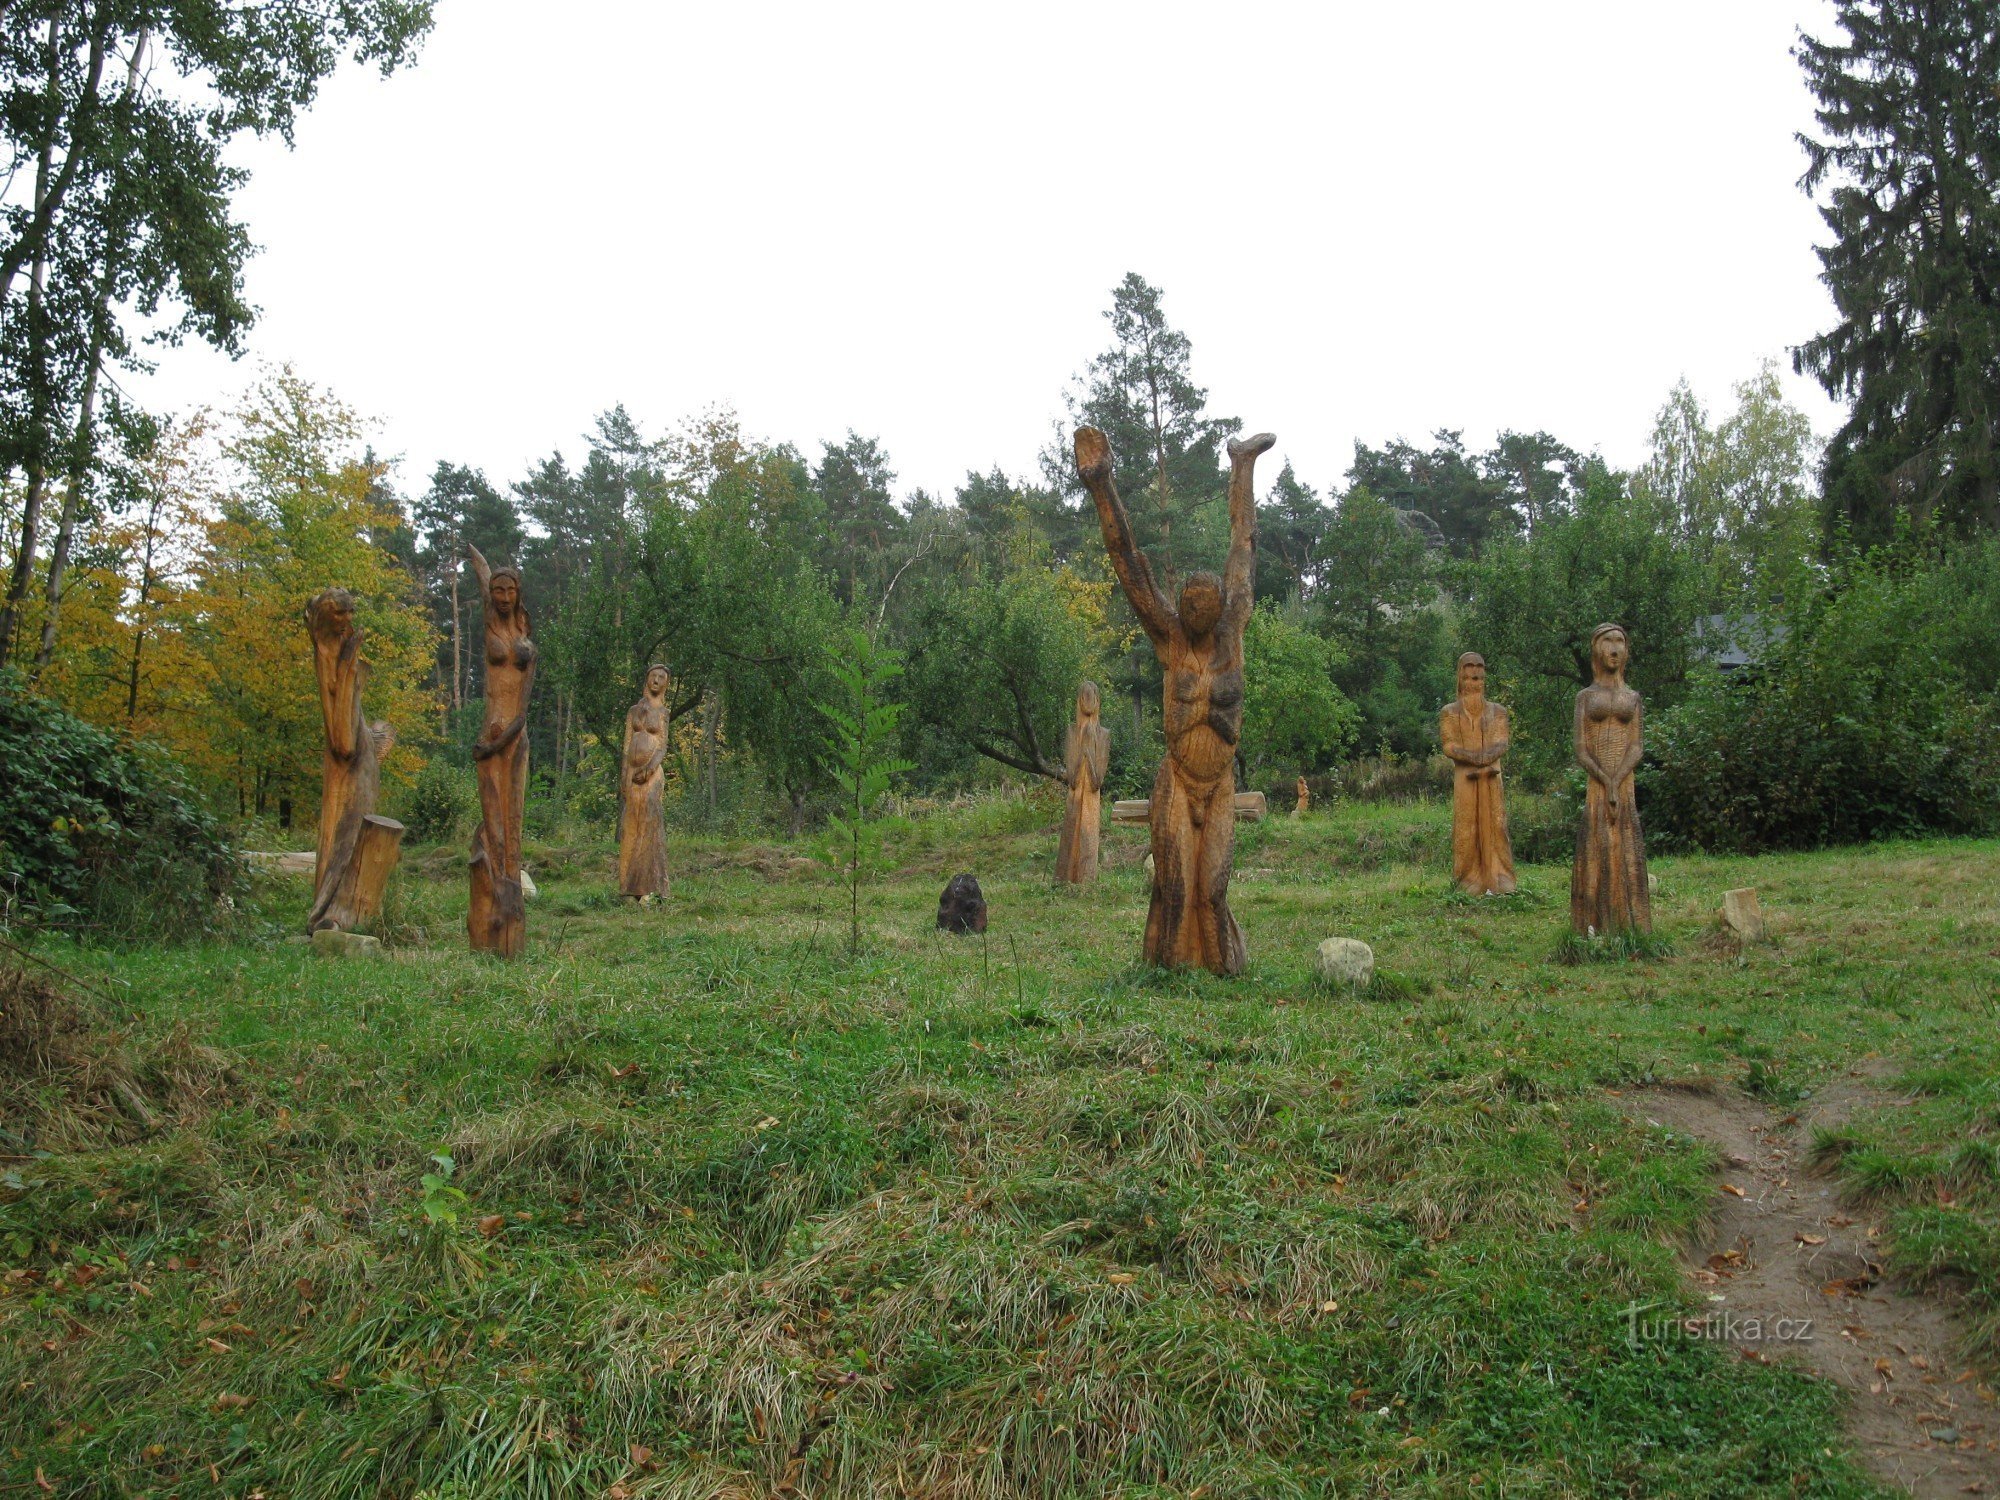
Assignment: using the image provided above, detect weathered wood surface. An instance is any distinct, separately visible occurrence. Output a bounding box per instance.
[304,588,403,933]
[246,851,318,874]
[1054,680,1111,885]
[1572,623,1652,936]
[1076,424,1274,976]
[466,545,535,958]
[618,665,672,899]
[1110,792,1267,825]
[1439,651,1516,896]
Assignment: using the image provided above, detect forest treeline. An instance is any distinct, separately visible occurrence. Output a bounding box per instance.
[5,268,1999,863]
[2,0,1999,882]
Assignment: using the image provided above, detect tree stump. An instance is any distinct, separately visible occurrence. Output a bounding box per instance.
[305,589,404,933]
[1055,681,1110,885]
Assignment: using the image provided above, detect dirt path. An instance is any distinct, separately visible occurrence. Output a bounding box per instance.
[1620,1077,1999,1498]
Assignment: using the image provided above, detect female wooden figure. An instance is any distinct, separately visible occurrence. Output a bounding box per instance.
[1074,423,1275,975]
[304,588,403,932]
[466,545,535,957]
[1571,623,1651,935]
[1054,679,1110,884]
[619,664,672,900]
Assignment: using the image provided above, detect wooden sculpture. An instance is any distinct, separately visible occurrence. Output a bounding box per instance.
[304,588,404,932]
[466,545,535,957]
[618,663,672,900]
[1572,623,1652,935]
[1294,776,1310,816]
[1074,424,1274,975]
[1054,680,1111,884]
[1439,651,1517,895]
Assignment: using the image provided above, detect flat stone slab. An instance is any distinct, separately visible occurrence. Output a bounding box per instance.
[310,929,382,959]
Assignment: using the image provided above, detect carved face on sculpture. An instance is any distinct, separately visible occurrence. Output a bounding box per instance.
[490,571,521,620]
[1591,625,1629,678]
[307,587,356,643]
[645,664,670,700]
[1076,679,1100,722]
[1457,652,1486,701]
[1178,571,1223,638]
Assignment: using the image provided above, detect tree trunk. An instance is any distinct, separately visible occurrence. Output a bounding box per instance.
[702,691,719,816]
[0,56,60,671]
[449,566,463,715]
[31,316,110,678]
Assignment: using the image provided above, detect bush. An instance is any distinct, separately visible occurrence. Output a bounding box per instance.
[0,671,240,936]
[1644,551,2000,852]
[398,757,476,844]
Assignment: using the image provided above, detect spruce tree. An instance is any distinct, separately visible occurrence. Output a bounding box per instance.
[1794,0,2000,537]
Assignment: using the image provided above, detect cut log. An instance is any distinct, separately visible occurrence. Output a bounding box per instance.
[247,851,317,875]
[1111,791,1266,825]
[349,815,405,927]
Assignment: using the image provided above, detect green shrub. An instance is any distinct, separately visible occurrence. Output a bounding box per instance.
[0,671,240,936]
[398,757,475,843]
[1644,549,2000,852]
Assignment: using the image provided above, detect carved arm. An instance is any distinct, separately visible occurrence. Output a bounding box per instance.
[1221,432,1275,630]
[1074,427,1175,648]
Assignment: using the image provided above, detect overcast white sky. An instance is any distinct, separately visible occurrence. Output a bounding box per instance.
[132,0,1847,505]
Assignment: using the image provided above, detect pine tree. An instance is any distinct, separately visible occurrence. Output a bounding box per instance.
[1071,273,1237,580]
[1794,0,2000,537]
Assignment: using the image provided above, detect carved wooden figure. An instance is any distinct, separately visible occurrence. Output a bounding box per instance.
[1439,651,1517,895]
[1294,776,1310,817]
[1075,424,1275,975]
[619,664,672,900]
[1054,680,1111,884]
[1572,623,1652,935]
[304,588,404,932]
[466,545,535,957]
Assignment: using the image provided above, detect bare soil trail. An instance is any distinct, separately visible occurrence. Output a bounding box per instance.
[1622,1077,1999,1498]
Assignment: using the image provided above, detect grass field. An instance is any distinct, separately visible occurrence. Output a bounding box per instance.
[3,791,1997,1498]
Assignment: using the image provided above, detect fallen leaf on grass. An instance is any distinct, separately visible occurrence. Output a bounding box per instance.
[213,1393,253,1411]
[1795,1233,1826,1246]
[1720,1184,1746,1198]
[476,1215,506,1239]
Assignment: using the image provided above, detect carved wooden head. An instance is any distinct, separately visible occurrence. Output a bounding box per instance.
[1178,571,1223,637]
[1590,624,1629,677]
[1457,651,1486,697]
[644,663,671,700]
[1075,679,1100,721]
[305,587,357,643]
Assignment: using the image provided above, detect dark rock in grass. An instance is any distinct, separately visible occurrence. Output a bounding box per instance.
[937,874,987,934]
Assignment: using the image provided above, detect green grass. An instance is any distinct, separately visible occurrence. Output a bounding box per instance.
[3,791,1996,1497]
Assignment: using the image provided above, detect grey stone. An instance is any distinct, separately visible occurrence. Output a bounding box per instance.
[1721,887,1765,942]
[311,929,382,959]
[1314,938,1374,989]
[520,868,538,900]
